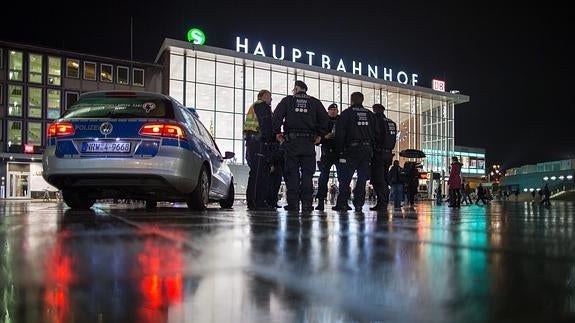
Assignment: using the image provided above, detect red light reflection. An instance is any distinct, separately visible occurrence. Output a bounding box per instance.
[136,235,184,323]
[43,232,75,323]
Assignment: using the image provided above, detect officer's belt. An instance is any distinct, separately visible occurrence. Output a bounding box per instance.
[287,132,314,139]
[244,131,262,141]
[348,141,372,147]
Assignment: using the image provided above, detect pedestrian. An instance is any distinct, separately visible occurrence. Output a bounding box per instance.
[403,161,420,207]
[447,156,462,207]
[329,183,338,205]
[369,103,397,211]
[272,80,329,211]
[540,183,551,207]
[435,185,442,205]
[475,183,488,205]
[461,180,472,205]
[315,103,339,210]
[388,160,404,209]
[332,92,376,212]
[244,89,275,210]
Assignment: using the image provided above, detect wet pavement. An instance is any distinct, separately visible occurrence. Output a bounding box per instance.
[1,200,575,323]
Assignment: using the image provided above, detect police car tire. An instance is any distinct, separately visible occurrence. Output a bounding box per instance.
[62,189,95,210]
[187,166,209,211]
[219,181,234,209]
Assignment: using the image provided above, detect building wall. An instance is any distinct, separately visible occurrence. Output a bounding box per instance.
[0,41,163,198]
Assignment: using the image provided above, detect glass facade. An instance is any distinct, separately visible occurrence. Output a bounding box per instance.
[166,47,460,172]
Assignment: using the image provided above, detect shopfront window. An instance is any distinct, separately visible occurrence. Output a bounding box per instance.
[27,122,42,145]
[47,89,61,119]
[66,58,80,78]
[9,50,23,81]
[8,85,23,116]
[84,62,96,80]
[28,87,43,118]
[8,120,22,146]
[133,68,144,86]
[101,64,113,82]
[29,53,43,84]
[117,66,129,84]
[48,56,61,85]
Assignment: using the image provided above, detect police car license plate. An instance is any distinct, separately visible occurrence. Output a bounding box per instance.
[82,142,131,153]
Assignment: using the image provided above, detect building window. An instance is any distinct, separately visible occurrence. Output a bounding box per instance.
[28,87,43,118]
[117,66,129,84]
[8,120,22,146]
[65,91,79,110]
[66,58,80,78]
[101,64,113,82]
[27,122,42,145]
[8,85,23,116]
[29,53,43,84]
[8,50,23,81]
[48,56,62,85]
[133,68,144,86]
[47,89,61,119]
[84,61,97,80]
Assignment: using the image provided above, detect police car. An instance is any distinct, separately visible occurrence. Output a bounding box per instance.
[42,90,235,210]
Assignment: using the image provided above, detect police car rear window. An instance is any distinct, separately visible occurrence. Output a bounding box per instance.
[62,97,174,119]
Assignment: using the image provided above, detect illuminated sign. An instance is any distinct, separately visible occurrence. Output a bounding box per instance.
[235,37,419,86]
[187,28,206,45]
[24,144,34,153]
[432,79,445,91]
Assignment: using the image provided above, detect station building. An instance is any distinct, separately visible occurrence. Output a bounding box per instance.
[0,34,470,199]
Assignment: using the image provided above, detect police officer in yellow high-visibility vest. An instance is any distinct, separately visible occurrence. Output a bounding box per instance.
[244,89,274,210]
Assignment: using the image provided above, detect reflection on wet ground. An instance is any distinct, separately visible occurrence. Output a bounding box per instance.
[1,200,574,323]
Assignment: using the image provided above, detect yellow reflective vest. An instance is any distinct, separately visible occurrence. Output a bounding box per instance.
[243,100,264,134]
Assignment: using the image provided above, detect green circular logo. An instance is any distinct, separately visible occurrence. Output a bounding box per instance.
[187,28,206,45]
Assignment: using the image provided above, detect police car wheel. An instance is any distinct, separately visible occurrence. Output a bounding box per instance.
[62,189,95,210]
[219,181,234,209]
[187,166,209,211]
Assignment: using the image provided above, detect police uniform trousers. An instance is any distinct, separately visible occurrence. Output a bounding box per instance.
[370,150,393,207]
[267,158,284,207]
[316,148,338,200]
[246,138,269,208]
[336,145,373,209]
[283,137,316,208]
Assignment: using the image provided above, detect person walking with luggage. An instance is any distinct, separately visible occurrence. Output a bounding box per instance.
[369,103,397,211]
[332,92,376,212]
[244,90,275,210]
[273,80,329,212]
[315,103,340,210]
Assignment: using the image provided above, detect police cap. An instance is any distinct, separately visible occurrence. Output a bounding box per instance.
[294,80,308,91]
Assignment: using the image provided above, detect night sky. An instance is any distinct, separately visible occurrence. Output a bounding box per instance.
[1,2,573,170]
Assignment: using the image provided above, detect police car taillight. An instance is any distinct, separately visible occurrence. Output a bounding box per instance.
[47,123,75,137]
[139,123,187,140]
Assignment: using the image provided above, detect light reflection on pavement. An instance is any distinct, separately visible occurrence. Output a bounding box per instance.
[1,200,574,323]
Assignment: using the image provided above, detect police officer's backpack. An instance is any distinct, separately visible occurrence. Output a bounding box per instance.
[381,117,397,150]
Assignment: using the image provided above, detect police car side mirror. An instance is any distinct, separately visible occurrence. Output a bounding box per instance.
[223,151,235,159]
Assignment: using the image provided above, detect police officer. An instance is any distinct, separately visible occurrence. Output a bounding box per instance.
[315,103,339,211]
[370,103,397,211]
[244,89,274,210]
[273,80,329,211]
[333,92,376,212]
